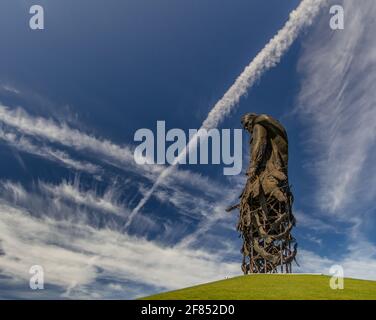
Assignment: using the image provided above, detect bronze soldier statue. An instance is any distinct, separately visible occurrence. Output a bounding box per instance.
[227,113,297,274]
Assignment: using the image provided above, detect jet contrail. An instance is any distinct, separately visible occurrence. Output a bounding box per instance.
[125,0,327,227]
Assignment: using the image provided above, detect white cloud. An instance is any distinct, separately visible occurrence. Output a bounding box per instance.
[0,104,136,168]
[296,0,376,215]
[0,179,159,235]
[0,102,234,241]
[297,243,376,281]
[39,179,128,217]
[0,104,224,203]
[0,190,239,298]
[294,210,340,233]
[0,85,20,95]
[0,127,101,174]
[0,181,28,202]
[294,0,376,281]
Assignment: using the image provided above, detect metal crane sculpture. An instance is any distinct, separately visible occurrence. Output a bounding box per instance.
[227,113,297,274]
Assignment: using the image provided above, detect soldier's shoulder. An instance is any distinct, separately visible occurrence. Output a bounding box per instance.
[254,115,287,138]
[254,114,276,123]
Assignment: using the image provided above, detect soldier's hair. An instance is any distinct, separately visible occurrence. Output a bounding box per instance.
[241,113,258,129]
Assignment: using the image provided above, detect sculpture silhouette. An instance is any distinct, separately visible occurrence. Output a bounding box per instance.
[227,113,297,274]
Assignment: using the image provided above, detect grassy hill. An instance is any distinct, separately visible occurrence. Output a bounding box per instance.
[141,274,376,300]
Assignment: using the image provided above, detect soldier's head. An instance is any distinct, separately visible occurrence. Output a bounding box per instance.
[241,113,257,132]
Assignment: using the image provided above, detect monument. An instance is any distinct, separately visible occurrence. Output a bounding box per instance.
[227,113,297,274]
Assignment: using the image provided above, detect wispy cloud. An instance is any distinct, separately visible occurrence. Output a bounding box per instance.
[0,104,223,199]
[0,103,234,244]
[0,105,136,168]
[39,179,128,217]
[0,84,20,95]
[293,0,376,280]
[0,184,239,299]
[294,210,340,234]
[296,0,376,215]
[297,244,376,281]
[0,127,101,174]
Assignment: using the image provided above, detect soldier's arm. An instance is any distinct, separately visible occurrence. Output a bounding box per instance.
[248,123,267,176]
[226,124,267,212]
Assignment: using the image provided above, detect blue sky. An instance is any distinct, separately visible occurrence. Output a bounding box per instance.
[0,0,375,299]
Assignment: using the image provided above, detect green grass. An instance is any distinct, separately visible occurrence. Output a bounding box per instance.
[141,275,376,300]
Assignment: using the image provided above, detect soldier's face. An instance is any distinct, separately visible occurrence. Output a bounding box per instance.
[243,121,253,133]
